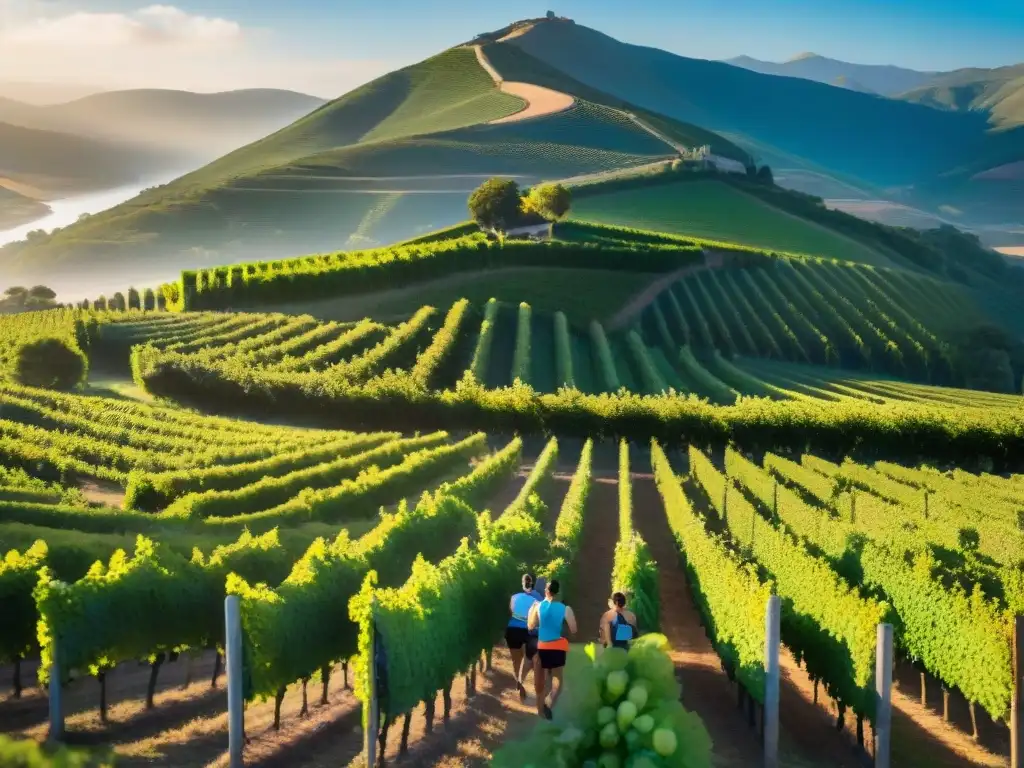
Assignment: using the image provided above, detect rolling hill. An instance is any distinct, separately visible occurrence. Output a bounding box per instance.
[0,185,49,231]
[4,15,1022,296]
[896,64,1024,129]
[0,88,325,162]
[724,53,936,96]
[0,121,182,196]
[0,44,728,295]
[504,20,1024,191]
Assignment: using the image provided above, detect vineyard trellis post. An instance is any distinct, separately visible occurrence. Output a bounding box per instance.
[875,623,894,768]
[225,595,244,768]
[47,636,62,743]
[763,595,781,768]
[366,610,379,768]
[1012,615,1022,768]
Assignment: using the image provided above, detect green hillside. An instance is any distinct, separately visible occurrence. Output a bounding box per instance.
[571,178,892,265]
[0,44,703,293]
[505,19,1024,194]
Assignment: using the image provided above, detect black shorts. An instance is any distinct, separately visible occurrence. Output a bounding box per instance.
[538,648,566,670]
[505,626,529,649]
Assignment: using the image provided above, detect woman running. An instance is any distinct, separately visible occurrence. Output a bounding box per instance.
[527,579,577,719]
[505,574,541,701]
[600,592,638,650]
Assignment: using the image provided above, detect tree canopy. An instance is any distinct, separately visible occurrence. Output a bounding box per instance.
[522,183,572,222]
[468,179,524,233]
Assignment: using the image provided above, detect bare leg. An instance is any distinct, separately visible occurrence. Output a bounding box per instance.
[534,659,547,717]
[549,667,566,712]
[509,646,524,684]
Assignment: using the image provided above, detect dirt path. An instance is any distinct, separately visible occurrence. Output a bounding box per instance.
[471,45,575,125]
[605,250,724,331]
[630,473,783,767]
[569,475,618,644]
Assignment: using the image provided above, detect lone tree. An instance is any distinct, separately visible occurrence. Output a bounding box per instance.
[3,287,28,307]
[522,183,572,222]
[8,337,87,390]
[468,178,523,234]
[756,165,774,185]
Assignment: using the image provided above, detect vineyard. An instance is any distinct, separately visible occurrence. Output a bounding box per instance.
[3,411,1020,765]
[573,179,894,266]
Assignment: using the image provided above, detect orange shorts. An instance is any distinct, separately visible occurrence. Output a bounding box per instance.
[537,637,569,652]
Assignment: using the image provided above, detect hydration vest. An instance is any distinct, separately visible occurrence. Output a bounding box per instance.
[610,611,636,649]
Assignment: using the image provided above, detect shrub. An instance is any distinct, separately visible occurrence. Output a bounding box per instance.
[8,338,87,391]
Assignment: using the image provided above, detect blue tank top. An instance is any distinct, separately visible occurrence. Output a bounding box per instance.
[508,591,538,629]
[538,600,566,642]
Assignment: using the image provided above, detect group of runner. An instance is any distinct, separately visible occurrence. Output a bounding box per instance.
[505,573,639,718]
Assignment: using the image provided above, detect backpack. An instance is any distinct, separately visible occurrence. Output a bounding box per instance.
[610,612,636,648]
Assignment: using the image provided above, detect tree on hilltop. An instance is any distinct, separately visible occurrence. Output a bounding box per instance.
[756,165,774,185]
[522,183,572,222]
[468,178,523,234]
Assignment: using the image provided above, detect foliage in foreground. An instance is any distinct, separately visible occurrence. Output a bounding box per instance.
[492,635,712,768]
[0,735,113,766]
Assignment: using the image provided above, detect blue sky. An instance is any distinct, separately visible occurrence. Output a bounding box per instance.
[2,0,1022,94]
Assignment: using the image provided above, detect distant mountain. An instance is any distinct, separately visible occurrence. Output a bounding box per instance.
[0,81,101,106]
[0,121,183,195]
[725,53,936,96]
[831,75,875,94]
[897,64,1024,129]
[507,21,1023,189]
[0,89,326,160]
[0,185,49,232]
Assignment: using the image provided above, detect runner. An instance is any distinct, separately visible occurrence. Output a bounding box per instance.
[505,574,541,701]
[599,591,638,649]
[527,578,577,719]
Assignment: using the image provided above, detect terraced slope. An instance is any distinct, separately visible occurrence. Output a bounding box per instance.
[573,179,893,266]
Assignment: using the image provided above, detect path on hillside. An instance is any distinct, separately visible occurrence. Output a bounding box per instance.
[471,45,575,124]
[605,249,724,331]
[623,112,687,156]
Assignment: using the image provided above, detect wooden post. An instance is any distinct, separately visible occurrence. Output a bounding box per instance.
[366,618,379,768]
[47,636,63,743]
[875,623,894,768]
[1012,615,1022,768]
[225,595,244,768]
[763,595,780,768]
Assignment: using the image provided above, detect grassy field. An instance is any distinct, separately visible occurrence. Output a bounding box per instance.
[267,267,662,325]
[572,179,893,265]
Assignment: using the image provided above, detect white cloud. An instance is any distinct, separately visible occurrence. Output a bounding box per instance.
[0,4,391,96]
[2,5,242,47]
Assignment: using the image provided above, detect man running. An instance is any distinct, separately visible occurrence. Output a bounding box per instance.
[505,574,541,701]
[600,592,638,650]
[527,579,577,719]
